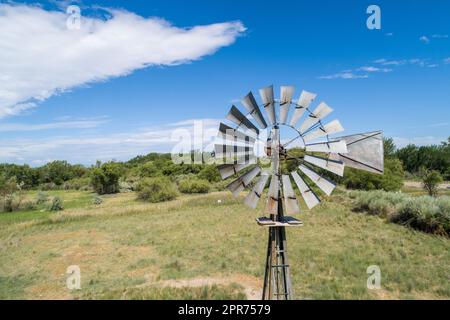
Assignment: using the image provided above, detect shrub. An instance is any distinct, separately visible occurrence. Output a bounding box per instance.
[197,165,221,183]
[178,178,211,194]
[343,158,404,192]
[90,162,121,195]
[63,177,91,190]
[136,177,178,203]
[36,192,50,204]
[422,170,443,197]
[92,196,103,205]
[119,180,134,193]
[49,196,64,211]
[391,196,450,236]
[351,190,450,236]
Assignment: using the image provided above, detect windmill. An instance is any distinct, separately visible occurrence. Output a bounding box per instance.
[214,85,384,300]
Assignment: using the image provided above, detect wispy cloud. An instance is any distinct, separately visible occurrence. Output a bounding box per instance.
[393,136,446,148]
[432,34,449,39]
[357,66,392,73]
[0,117,109,132]
[0,118,220,164]
[444,57,450,64]
[385,32,394,37]
[373,58,407,66]
[0,3,246,119]
[419,35,430,43]
[318,72,369,80]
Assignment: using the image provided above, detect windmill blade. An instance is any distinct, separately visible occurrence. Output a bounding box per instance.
[214,144,254,165]
[218,122,255,144]
[280,86,295,124]
[299,164,335,196]
[304,155,345,177]
[291,171,320,209]
[303,120,344,142]
[244,172,270,209]
[241,92,268,129]
[305,140,348,153]
[329,131,384,174]
[299,102,333,133]
[226,106,259,136]
[289,90,317,127]
[227,166,261,197]
[270,127,280,174]
[218,162,255,180]
[266,174,280,215]
[282,175,300,214]
[259,85,276,125]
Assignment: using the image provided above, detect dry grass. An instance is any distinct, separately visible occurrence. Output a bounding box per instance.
[1,190,449,299]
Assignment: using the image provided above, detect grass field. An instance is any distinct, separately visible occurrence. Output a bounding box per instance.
[1,189,449,299]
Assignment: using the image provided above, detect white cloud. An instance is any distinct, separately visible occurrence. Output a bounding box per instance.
[0,4,245,118]
[373,59,406,66]
[0,118,221,164]
[0,117,108,132]
[357,66,392,73]
[393,136,446,148]
[419,35,430,43]
[318,72,369,80]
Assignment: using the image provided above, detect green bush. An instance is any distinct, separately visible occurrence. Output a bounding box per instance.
[136,177,178,203]
[178,178,211,194]
[351,190,450,236]
[92,196,103,205]
[49,196,64,211]
[63,177,91,190]
[343,158,404,192]
[391,196,450,236]
[36,192,50,204]
[90,162,122,195]
[198,165,221,183]
[422,170,443,197]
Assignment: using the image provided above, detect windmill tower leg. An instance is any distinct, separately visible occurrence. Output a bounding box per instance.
[262,197,292,300]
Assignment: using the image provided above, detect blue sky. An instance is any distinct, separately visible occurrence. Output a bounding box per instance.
[0,0,449,165]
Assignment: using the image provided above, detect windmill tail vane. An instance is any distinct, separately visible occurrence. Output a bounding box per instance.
[214,84,384,300]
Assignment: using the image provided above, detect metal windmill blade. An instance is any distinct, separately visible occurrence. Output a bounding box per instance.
[280,86,295,125]
[244,172,270,209]
[329,131,384,174]
[227,166,261,197]
[259,85,276,125]
[226,105,259,136]
[289,90,317,127]
[241,91,268,129]
[213,85,384,301]
[299,102,333,133]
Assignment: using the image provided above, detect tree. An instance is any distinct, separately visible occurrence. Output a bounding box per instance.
[422,170,443,197]
[90,162,122,194]
[383,137,396,159]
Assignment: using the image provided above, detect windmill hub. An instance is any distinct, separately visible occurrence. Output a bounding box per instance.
[215,84,384,300]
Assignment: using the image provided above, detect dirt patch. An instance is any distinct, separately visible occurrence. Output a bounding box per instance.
[404,181,450,189]
[140,274,262,300]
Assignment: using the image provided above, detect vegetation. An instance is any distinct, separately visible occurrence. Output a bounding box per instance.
[343,158,404,192]
[90,162,122,195]
[178,178,211,194]
[422,170,443,197]
[49,196,64,211]
[0,190,449,299]
[136,177,178,203]
[350,190,450,237]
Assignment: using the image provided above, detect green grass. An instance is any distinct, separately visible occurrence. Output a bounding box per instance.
[0,190,449,299]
